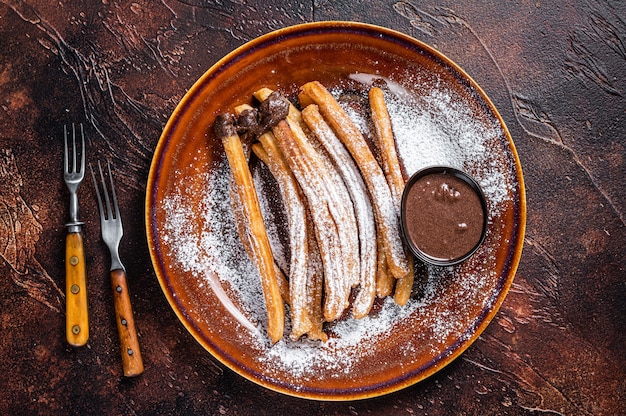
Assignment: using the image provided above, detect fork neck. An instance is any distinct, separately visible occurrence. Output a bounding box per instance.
[66,192,84,233]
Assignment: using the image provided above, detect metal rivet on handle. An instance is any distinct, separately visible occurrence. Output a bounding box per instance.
[116,286,122,293]
[127,349,133,356]
[72,325,80,335]
[71,284,80,294]
[69,256,79,266]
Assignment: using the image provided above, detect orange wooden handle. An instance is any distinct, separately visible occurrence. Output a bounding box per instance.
[66,232,89,346]
[111,269,144,377]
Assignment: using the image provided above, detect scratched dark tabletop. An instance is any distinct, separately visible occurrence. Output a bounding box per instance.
[1,1,624,415]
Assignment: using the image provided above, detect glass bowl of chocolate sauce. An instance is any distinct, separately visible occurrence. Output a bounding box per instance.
[401,166,488,266]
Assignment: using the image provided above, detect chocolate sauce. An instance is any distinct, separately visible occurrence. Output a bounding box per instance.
[403,171,485,263]
[237,108,261,137]
[215,91,289,141]
[214,113,237,139]
[259,90,289,128]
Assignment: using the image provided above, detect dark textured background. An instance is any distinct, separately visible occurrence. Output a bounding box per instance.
[1,1,624,414]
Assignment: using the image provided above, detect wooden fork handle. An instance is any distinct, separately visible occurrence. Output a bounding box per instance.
[111,269,144,377]
[65,232,89,346]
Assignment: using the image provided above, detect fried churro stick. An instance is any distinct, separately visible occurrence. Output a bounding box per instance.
[258,139,326,341]
[227,170,290,305]
[369,87,415,305]
[230,104,290,304]
[301,104,377,319]
[369,87,404,204]
[393,265,414,306]
[273,263,290,305]
[255,88,359,322]
[215,114,285,344]
[269,120,350,322]
[298,81,410,280]
[252,139,312,340]
[253,137,326,341]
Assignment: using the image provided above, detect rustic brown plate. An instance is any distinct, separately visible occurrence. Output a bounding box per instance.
[146,21,526,401]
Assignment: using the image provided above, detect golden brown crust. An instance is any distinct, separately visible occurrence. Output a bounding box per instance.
[303,211,327,342]
[369,87,405,204]
[269,120,352,322]
[375,235,395,298]
[252,137,313,340]
[393,263,415,306]
[368,87,415,304]
[220,127,285,344]
[249,142,293,306]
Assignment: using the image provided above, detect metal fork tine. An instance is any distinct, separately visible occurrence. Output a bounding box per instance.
[64,125,69,173]
[72,123,77,173]
[106,162,121,221]
[79,124,85,175]
[90,163,104,219]
[64,123,85,176]
[99,160,112,219]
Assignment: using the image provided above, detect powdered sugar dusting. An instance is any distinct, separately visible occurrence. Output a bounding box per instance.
[162,164,267,338]
[157,74,517,380]
[347,72,513,209]
[386,87,512,208]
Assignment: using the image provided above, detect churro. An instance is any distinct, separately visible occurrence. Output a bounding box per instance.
[301,104,377,319]
[211,81,423,343]
[298,81,410,280]
[304,211,327,341]
[269,119,352,322]
[251,138,312,340]
[369,87,415,305]
[368,87,405,204]
[375,237,395,298]
[214,113,285,344]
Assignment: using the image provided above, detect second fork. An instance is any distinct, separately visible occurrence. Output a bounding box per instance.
[91,160,144,377]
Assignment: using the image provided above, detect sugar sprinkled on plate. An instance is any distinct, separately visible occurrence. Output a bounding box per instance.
[157,76,512,377]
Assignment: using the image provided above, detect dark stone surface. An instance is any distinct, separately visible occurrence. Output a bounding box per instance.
[0,1,624,414]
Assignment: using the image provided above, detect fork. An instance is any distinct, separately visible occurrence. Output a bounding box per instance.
[91,160,144,377]
[64,123,89,347]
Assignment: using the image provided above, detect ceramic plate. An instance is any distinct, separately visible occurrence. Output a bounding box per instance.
[146,22,526,400]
